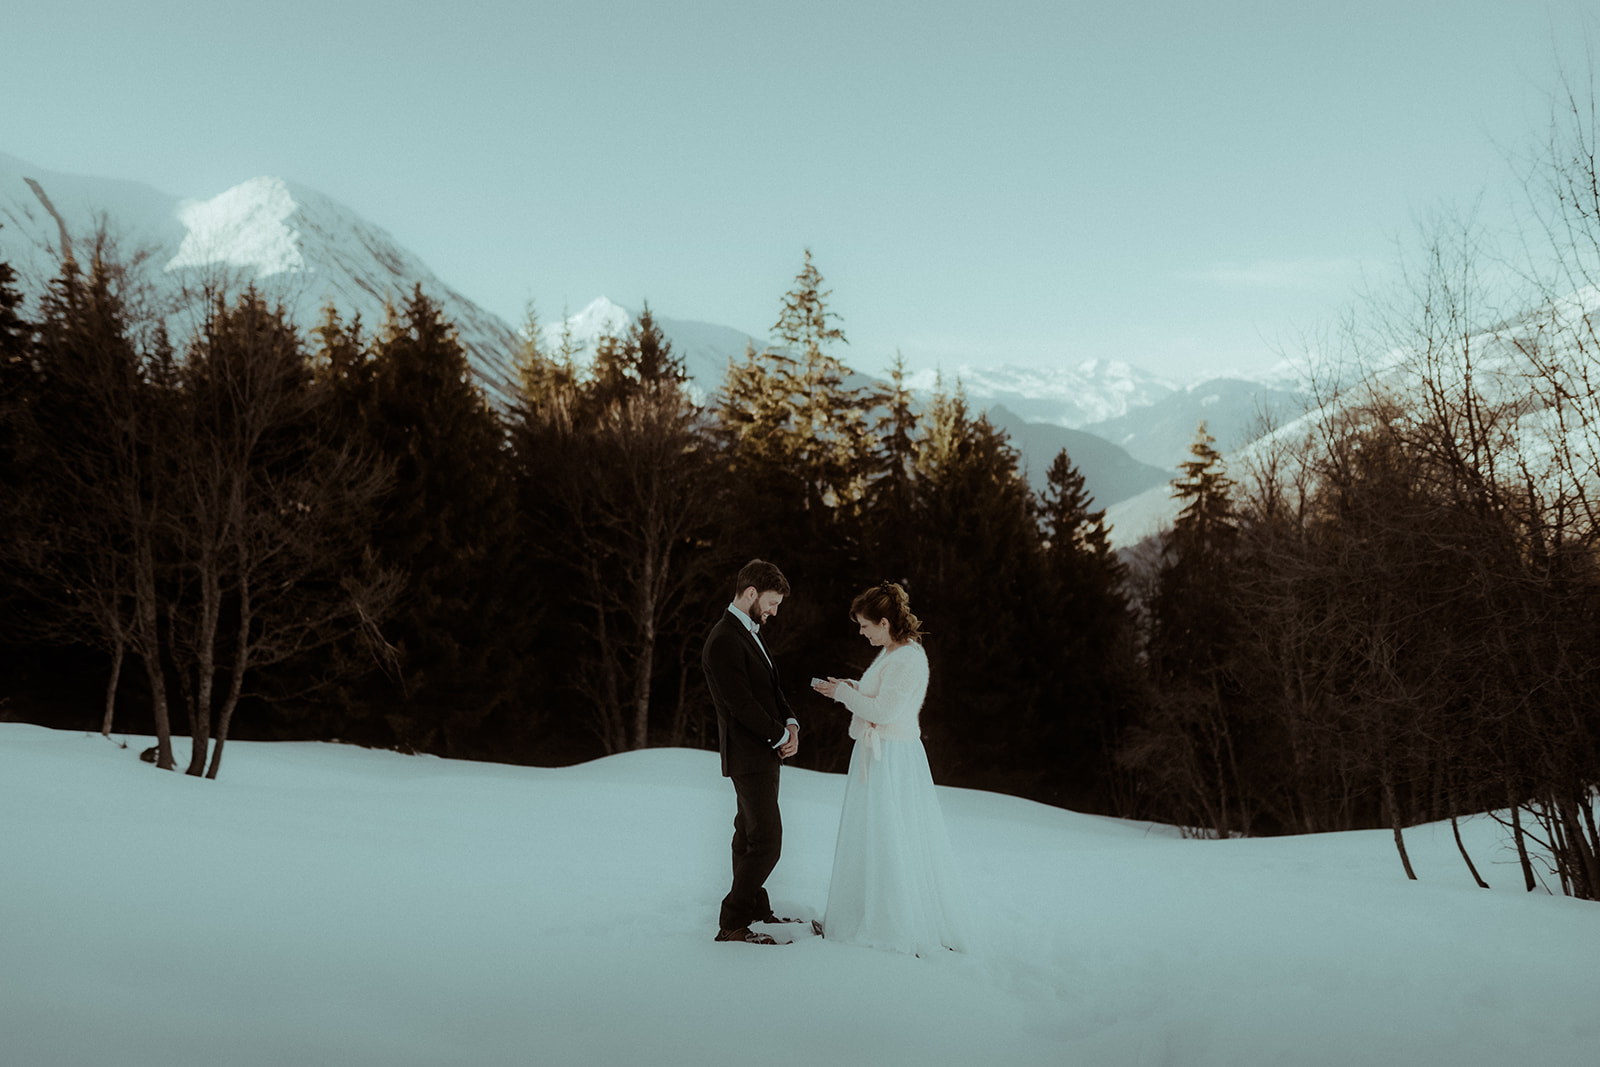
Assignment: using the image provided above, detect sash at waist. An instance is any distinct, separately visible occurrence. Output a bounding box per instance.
[848,715,920,763]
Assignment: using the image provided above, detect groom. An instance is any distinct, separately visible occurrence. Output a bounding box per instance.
[702,558,801,945]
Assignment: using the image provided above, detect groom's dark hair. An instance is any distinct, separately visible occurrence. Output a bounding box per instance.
[735,558,790,597]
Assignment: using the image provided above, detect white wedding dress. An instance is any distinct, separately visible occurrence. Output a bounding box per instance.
[822,641,974,956]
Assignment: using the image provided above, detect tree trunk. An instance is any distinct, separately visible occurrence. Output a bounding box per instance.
[1204,697,1234,839]
[1509,795,1538,892]
[207,569,252,780]
[135,543,175,770]
[185,551,222,777]
[1450,813,1489,889]
[630,549,658,750]
[631,638,654,751]
[668,632,693,748]
[1555,793,1599,900]
[1383,773,1417,880]
[101,633,124,736]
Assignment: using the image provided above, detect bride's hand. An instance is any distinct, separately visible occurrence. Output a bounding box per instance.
[812,676,839,699]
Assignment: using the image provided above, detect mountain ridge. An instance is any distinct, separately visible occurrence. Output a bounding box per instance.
[1,152,1299,513]
[0,154,520,393]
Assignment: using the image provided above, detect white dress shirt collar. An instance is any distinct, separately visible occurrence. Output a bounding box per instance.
[727,602,762,635]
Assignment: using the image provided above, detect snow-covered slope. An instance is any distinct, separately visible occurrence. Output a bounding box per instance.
[1103,290,1600,550]
[1,724,1593,1066]
[1086,375,1307,471]
[0,153,519,391]
[1105,480,1183,549]
[0,150,185,284]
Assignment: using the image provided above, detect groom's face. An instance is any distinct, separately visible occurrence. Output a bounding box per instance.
[749,589,784,627]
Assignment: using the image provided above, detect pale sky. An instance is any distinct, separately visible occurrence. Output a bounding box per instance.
[0,0,1590,381]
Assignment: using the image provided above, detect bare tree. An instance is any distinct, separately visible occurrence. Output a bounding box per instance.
[166,288,401,777]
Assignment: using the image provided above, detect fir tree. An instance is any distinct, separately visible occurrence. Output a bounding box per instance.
[770,250,874,510]
[0,243,34,529]
[13,245,179,766]
[514,305,713,753]
[1133,421,1249,835]
[1036,448,1138,811]
[718,251,877,516]
[1154,422,1239,681]
[511,300,575,408]
[0,244,26,366]
[859,351,922,577]
[898,380,1047,792]
[358,285,520,755]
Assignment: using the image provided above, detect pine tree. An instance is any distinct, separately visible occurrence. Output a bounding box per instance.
[359,285,519,755]
[1132,421,1249,835]
[1035,448,1138,810]
[14,246,179,766]
[896,380,1048,792]
[770,250,875,510]
[1170,422,1237,561]
[717,252,877,518]
[0,243,33,522]
[0,245,26,367]
[511,300,575,408]
[863,351,919,547]
[311,303,372,401]
[716,255,883,633]
[587,303,687,413]
[1155,422,1238,680]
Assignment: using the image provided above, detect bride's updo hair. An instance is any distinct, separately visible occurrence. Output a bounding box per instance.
[850,581,924,643]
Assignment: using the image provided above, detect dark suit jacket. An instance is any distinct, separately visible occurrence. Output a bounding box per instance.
[702,609,795,777]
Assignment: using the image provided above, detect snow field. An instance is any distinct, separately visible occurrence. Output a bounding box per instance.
[1,724,1593,1066]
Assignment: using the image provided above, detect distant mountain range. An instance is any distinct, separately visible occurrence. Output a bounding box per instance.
[904,359,1180,427]
[0,151,1307,520]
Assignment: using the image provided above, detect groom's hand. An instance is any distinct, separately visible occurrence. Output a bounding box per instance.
[779,725,799,759]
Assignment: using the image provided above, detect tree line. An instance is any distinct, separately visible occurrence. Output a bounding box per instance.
[0,243,1134,815]
[1120,78,1600,899]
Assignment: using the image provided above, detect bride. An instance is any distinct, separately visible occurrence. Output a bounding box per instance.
[812,582,974,956]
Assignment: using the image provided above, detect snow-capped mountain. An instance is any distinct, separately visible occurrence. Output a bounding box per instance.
[538,296,761,390]
[904,358,1181,428]
[0,152,519,391]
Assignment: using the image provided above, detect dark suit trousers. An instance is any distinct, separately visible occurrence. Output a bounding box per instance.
[721,766,782,930]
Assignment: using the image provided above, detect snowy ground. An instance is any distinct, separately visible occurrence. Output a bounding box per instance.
[1,723,1594,1066]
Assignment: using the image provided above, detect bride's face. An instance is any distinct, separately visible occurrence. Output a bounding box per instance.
[856,614,892,647]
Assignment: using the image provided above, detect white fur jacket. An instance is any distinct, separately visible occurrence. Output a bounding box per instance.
[833,641,928,757]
